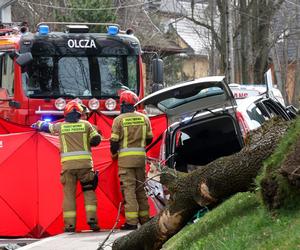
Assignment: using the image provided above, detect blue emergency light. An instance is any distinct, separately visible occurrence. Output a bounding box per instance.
[43,117,52,122]
[39,25,49,35]
[107,25,119,36]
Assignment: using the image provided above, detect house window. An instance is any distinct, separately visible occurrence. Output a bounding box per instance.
[0,53,14,96]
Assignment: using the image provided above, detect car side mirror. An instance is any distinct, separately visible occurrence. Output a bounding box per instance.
[16,52,33,66]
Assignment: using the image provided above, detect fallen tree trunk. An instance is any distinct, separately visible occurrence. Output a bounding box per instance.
[112,118,290,250]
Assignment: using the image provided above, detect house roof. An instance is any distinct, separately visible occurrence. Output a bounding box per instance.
[158,0,210,56]
[169,17,209,56]
[116,4,185,56]
[159,0,207,17]
[0,0,17,9]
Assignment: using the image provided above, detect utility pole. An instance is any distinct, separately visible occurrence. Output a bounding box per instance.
[226,0,235,83]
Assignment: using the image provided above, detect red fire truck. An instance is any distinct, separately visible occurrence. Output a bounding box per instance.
[0,22,163,125]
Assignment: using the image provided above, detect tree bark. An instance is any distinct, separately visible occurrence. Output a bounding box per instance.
[112,118,290,250]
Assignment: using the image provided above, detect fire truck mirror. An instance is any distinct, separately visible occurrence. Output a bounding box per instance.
[151,58,164,85]
[16,52,33,67]
[9,100,21,109]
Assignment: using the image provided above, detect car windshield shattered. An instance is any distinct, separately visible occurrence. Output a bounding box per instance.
[21,55,139,98]
[159,86,224,109]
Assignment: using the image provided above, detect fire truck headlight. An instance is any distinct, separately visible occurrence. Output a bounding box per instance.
[74,98,82,104]
[55,98,66,110]
[88,98,100,110]
[105,98,116,111]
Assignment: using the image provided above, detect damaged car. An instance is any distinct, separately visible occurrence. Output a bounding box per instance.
[137,76,246,172]
[138,76,296,173]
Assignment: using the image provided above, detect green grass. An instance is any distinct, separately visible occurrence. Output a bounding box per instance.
[162,192,300,250]
[258,118,300,179]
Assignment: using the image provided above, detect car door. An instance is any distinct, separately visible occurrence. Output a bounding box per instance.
[261,98,292,121]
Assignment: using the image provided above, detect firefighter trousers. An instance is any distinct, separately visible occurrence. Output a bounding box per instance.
[119,167,149,225]
[60,168,98,230]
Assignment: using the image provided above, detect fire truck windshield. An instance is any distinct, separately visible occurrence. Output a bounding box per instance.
[21,55,139,98]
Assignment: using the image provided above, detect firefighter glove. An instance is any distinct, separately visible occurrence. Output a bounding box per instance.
[31,120,44,130]
[81,171,99,191]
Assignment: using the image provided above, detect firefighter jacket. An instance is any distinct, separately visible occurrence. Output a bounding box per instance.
[49,120,100,170]
[110,111,153,168]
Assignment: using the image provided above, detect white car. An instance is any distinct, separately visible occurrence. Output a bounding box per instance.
[229,83,285,106]
[235,93,295,133]
[137,76,245,172]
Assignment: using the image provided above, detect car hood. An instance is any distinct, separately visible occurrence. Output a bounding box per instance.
[137,76,235,119]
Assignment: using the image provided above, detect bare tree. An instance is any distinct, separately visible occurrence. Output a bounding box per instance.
[174,0,285,83]
[12,0,56,30]
[292,0,300,106]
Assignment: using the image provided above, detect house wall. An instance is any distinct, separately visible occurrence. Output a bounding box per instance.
[171,32,209,81]
[285,63,296,105]
[1,5,12,22]
[271,63,300,108]
[175,35,189,50]
[182,56,209,80]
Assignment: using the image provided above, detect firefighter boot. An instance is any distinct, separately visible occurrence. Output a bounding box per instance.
[88,219,100,232]
[64,224,75,232]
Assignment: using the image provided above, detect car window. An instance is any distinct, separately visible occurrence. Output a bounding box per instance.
[263,100,291,121]
[245,103,268,129]
[0,53,14,96]
[174,131,190,147]
[159,86,224,109]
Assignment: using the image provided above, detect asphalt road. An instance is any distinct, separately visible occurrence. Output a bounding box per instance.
[0,230,130,250]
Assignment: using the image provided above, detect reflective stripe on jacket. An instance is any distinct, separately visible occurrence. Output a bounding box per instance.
[118,147,146,157]
[49,120,99,168]
[110,112,153,167]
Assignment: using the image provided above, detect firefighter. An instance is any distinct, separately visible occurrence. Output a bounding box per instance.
[32,101,101,232]
[110,90,153,230]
